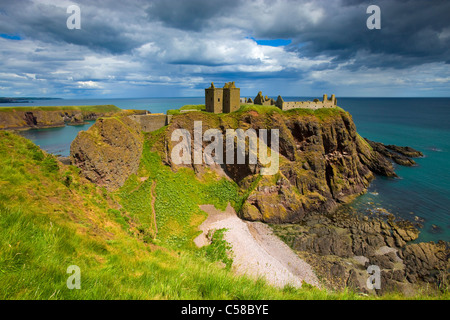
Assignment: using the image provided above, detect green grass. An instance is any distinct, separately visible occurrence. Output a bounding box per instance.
[118,131,241,249]
[199,228,234,270]
[180,104,206,111]
[167,105,205,115]
[357,132,373,151]
[237,104,283,115]
[166,103,346,123]
[166,109,181,115]
[0,105,121,113]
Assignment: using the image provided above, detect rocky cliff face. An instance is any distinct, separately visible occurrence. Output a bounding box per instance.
[159,108,397,223]
[70,107,419,225]
[70,116,143,191]
[0,105,128,130]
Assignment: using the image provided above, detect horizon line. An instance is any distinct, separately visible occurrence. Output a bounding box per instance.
[2,96,450,100]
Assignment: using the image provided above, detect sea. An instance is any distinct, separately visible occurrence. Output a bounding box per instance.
[1,97,449,243]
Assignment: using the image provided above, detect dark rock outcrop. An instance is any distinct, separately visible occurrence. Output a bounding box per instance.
[272,210,449,295]
[365,139,423,166]
[402,241,449,284]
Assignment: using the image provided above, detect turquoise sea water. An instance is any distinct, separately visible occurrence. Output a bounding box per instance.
[2,97,449,242]
[16,121,96,157]
[337,98,450,243]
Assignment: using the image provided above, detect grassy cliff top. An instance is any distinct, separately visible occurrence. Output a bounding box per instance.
[0,105,121,113]
[168,103,346,121]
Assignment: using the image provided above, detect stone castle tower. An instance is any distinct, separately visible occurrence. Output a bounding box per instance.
[205,82,223,113]
[205,82,240,113]
[322,94,337,105]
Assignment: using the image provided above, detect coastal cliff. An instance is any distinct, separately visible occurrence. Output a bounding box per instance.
[158,107,396,223]
[0,105,128,130]
[68,106,423,223]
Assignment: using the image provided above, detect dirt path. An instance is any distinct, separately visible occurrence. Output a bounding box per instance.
[194,203,320,289]
[150,180,158,237]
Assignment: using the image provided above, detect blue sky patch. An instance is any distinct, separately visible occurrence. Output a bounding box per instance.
[0,33,22,40]
[250,37,292,47]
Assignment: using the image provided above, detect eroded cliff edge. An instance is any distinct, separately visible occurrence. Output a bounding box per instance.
[0,105,141,130]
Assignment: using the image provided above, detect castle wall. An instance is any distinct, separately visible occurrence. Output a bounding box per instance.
[279,100,336,111]
[261,100,274,106]
[275,94,337,111]
[128,114,171,133]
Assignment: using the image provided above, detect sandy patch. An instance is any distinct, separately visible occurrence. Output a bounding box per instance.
[194,203,320,289]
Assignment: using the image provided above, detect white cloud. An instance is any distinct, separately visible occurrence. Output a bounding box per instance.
[77,81,101,89]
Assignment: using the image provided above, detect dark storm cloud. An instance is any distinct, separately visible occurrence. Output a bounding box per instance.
[285,0,450,69]
[145,0,241,31]
[2,1,448,67]
[0,0,144,54]
[144,0,450,70]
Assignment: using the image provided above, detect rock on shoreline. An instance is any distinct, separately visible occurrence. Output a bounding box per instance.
[271,209,449,295]
[365,139,423,166]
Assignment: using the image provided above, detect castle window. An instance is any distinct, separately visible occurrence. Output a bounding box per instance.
[218,98,220,102]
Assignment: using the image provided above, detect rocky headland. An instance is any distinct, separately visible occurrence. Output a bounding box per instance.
[69,106,449,295]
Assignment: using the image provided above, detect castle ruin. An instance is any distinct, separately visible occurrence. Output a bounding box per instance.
[251,91,337,110]
[254,91,276,106]
[275,94,337,110]
[205,82,240,114]
[205,81,337,114]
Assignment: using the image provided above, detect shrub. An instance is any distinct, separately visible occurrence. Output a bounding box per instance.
[41,155,59,174]
[202,228,233,270]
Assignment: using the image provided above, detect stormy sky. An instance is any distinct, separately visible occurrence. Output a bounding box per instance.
[0,0,449,98]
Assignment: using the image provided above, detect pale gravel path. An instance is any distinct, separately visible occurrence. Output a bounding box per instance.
[194,204,320,289]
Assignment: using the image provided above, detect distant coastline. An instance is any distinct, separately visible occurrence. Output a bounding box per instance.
[0,97,62,104]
